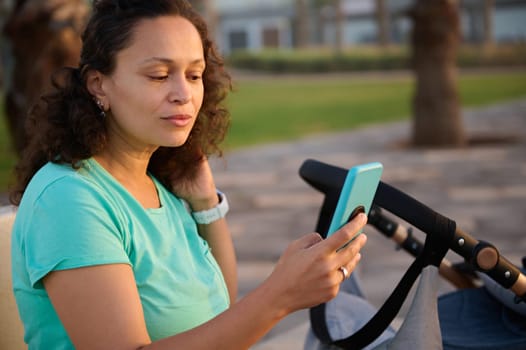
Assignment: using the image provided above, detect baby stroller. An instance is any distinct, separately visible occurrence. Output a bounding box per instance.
[299,159,526,350]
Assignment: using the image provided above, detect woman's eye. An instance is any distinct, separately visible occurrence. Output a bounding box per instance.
[149,75,169,81]
[188,73,203,81]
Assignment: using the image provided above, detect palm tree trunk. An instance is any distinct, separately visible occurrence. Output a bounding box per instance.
[295,0,309,48]
[333,0,344,53]
[375,0,389,47]
[483,0,495,49]
[2,0,89,155]
[410,0,466,147]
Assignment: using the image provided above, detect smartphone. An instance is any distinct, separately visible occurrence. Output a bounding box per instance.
[326,162,383,239]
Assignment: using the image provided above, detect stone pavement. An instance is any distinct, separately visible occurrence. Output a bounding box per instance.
[208,98,526,349]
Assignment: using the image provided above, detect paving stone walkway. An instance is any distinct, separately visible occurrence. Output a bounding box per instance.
[208,98,526,348]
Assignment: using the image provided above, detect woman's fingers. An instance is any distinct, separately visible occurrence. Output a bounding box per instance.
[339,251,363,282]
[267,214,369,312]
[319,213,368,254]
[296,232,324,249]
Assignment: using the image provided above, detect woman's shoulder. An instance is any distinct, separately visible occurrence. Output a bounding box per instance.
[22,160,105,206]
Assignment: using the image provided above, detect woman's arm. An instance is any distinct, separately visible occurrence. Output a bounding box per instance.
[197,217,238,304]
[44,214,367,350]
[172,159,238,301]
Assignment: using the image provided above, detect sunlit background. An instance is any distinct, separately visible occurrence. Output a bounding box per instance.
[0,0,525,194]
[0,2,525,348]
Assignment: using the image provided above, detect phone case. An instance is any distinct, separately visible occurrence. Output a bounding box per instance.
[326,162,383,237]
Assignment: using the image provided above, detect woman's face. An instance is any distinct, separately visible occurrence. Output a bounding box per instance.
[99,15,205,153]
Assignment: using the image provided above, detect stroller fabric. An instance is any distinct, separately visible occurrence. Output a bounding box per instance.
[305,265,526,349]
[304,266,443,349]
[438,271,526,350]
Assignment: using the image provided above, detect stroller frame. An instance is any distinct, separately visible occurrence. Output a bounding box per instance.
[299,159,526,349]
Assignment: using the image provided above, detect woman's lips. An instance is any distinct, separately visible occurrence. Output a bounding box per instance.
[162,114,192,127]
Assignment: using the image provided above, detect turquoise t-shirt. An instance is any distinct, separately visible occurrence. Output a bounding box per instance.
[11,158,230,349]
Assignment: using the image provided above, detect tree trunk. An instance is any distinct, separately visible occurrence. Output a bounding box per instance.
[375,0,389,47]
[410,0,466,147]
[483,0,495,49]
[333,0,344,53]
[295,0,309,48]
[2,0,89,155]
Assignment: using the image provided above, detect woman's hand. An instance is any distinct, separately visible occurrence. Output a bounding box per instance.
[263,213,368,314]
[171,157,219,211]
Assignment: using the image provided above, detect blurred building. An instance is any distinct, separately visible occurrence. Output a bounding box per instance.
[209,0,526,54]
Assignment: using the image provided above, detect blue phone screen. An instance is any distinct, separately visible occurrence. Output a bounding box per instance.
[327,162,383,237]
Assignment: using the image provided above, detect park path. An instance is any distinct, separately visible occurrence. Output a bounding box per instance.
[207,98,526,348]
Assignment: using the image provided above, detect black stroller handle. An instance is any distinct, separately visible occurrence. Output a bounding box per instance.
[299,158,455,239]
[368,205,479,289]
[299,159,526,302]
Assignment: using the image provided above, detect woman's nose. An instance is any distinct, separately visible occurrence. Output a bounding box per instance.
[169,77,191,104]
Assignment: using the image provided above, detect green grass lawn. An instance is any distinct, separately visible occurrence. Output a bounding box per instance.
[226,76,413,148]
[1,70,526,192]
[225,70,526,148]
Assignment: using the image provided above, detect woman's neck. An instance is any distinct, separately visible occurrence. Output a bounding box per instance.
[93,147,161,209]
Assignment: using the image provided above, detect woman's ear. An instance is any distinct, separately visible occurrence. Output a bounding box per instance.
[86,70,107,105]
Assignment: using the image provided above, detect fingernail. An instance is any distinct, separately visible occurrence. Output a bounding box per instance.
[358,213,367,224]
[358,233,367,244]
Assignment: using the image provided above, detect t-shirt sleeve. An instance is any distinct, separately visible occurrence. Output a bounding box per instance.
[23,176,131,288]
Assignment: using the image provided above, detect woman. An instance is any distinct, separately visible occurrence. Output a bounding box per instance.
[10,1,367,349]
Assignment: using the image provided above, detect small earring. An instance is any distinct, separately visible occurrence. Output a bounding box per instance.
[95,99,106,118]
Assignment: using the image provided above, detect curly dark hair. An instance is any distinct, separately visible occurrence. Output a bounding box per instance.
[10,0,231,205]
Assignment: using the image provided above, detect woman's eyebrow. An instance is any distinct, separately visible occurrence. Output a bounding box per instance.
[140,57,205,67]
